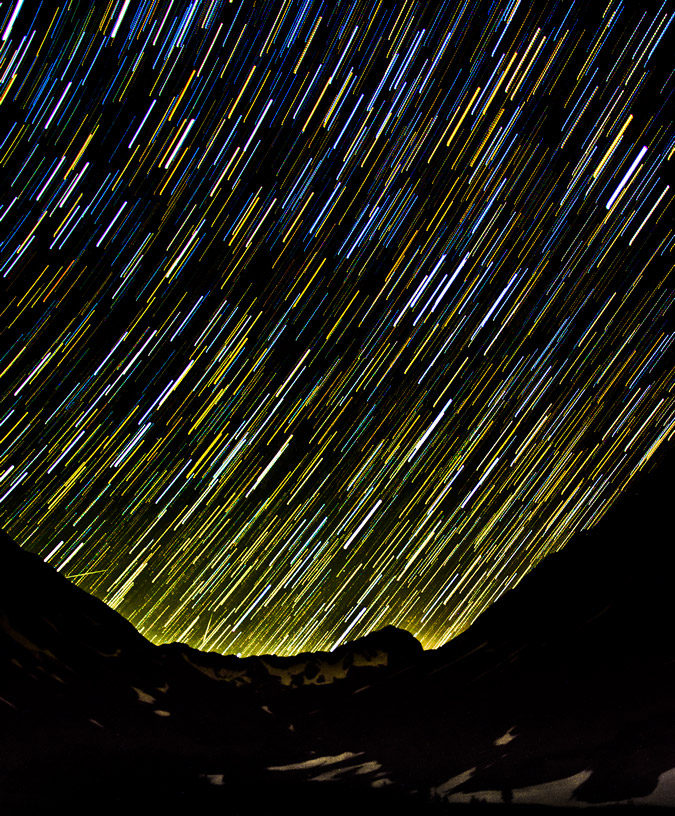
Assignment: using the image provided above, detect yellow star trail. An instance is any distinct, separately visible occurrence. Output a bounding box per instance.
[0,0,673,657]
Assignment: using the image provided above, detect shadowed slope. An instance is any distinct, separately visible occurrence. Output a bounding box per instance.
[0,527,423,810]
[295,444,675,804]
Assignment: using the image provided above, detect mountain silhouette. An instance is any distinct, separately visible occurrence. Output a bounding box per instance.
[297,444,675,807]
[2,443,675,812]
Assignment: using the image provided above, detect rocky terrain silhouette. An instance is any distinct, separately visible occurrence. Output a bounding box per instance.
[2,443,674,812]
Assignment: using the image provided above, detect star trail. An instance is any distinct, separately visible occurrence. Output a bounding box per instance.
[0,0,673,656]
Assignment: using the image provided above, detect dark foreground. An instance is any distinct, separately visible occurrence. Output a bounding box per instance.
[3,445,675,812]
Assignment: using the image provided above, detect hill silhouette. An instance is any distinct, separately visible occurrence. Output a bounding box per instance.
[1,443,675,811]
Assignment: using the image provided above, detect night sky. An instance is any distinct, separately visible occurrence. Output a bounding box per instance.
[0,0,673,657]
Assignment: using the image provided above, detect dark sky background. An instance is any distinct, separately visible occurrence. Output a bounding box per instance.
[0,0,673,657]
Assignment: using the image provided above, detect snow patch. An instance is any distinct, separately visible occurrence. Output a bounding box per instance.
[638,766,675,806]
[441,770,593,806]
[353,649,388,669]
[259,662,300,686]
[201,774,225,786]
[494,726,516,745]
[131,686,156,704]
[310,759,382,782]
[180,654,250,684]
[435,764,675,807]
[510,770,593,805]
[261,658,347,686]
[372,777,394,788]
[260,652,385,686]
[599,766,675,807]
[268,752,364,771]
[432,767,476,799]
[448,787,506,804]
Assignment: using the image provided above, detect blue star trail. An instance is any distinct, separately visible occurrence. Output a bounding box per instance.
[0,0,673,656]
